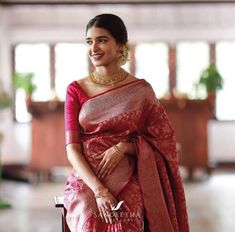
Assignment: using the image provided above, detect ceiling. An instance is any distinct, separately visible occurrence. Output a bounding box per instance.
[1,0,235,6]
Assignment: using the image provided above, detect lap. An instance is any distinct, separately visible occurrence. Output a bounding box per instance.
[65,175,145,232]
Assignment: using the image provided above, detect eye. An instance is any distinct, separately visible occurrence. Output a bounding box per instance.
[98,38,108,43]
[86,40,92,45]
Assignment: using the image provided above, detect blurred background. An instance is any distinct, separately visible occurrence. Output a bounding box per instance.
[0,0,235,231]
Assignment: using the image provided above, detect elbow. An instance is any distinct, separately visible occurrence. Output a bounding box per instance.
[66,143,81,160]
[66,143,81,151]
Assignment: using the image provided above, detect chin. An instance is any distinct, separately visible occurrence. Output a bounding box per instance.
[92,61,108,67]
[92,63,103,68]
[90,59,102,66]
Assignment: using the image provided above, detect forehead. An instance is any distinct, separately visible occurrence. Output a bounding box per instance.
[86,26,113,39]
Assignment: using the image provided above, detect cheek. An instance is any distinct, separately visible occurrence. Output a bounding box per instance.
[108,48,119,58]
[87,47,92,56]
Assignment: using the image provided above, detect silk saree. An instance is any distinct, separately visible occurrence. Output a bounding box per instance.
[64,79,189,232]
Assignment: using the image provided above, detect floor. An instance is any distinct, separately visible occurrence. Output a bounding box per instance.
[0,170,235,232]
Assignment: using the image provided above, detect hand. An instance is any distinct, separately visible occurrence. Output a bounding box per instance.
[95,191,119,224]
[96,144,125,179]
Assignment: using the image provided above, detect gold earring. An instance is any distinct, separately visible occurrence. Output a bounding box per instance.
[118,44,129,66]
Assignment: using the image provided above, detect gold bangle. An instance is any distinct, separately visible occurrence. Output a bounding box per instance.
[94,188,109,199]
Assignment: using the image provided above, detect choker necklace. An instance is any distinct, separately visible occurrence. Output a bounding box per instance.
[90,68,129,87]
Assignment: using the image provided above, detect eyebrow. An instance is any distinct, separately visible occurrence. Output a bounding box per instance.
[86,35,109,41]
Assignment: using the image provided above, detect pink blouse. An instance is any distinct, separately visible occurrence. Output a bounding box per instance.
[64,81,89,145]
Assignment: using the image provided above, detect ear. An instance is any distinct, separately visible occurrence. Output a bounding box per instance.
[117,43,125,52]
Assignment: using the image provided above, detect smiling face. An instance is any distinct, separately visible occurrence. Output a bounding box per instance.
[86,26,123,68]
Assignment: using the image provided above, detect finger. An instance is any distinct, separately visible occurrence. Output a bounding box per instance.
[107,163,117,175]
[100,168,109,179]
[97,158,106,172]
[97,159,106,176]
[100,162,113,179]
[101,206,109,224]
[98,161,110,179]
[105,205,113,224]
[105,209,112,224]
[97,152,119,177]
[110,203,119,222]
[109,212,114,224]
[96,152,105,159]
[98,208,105,222]
[98,154,119,178]
[106,210,112,224]
[97,166,106,179]
[101,162,117,179]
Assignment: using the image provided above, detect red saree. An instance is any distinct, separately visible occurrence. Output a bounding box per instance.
[64,79,189,232]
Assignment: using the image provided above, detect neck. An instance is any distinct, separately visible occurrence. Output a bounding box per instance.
[95,65,121,77]
[90,67,129,87]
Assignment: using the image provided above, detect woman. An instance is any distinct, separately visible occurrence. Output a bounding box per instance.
[64,13,189,232]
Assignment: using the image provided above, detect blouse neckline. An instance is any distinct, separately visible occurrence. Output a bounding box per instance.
[74,78,145,100]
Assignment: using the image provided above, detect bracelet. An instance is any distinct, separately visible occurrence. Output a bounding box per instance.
[114,144,125,156]
[94,188,109,199]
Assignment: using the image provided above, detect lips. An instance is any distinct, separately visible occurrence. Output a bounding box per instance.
[91,53,104,60]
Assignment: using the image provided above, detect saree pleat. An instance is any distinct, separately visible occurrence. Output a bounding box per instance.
[64,79,189,232]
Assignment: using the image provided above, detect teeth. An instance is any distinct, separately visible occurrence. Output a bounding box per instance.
[93,54,103,59]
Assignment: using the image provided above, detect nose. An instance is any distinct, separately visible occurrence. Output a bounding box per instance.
[91,41,100,53]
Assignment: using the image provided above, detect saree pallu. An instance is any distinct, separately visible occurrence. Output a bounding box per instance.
[64,79,189,232]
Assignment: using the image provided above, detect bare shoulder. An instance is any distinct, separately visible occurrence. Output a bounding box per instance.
[76,76,95,91]
[125,74,139,83]
[76,76,90,86]
[76,75,101,97]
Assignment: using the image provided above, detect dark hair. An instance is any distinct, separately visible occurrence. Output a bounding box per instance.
[86,14,128,44]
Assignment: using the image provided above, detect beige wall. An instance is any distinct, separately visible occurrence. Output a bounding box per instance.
[3,4,235,43]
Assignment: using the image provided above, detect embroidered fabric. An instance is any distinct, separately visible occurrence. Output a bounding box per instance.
[63,79,189,232]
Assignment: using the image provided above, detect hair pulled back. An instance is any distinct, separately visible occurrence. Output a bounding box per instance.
[86,13,128,45]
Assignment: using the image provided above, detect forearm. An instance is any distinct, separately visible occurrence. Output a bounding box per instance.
[66,144,104,193]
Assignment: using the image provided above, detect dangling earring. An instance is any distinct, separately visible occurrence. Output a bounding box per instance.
[118,43,130,66]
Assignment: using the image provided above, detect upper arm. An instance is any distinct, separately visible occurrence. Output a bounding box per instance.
[64,83,81,146]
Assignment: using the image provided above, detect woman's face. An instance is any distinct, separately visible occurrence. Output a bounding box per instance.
[86,26,122,68]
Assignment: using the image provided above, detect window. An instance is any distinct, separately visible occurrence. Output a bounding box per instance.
[14,44,50,122]
[135,43,169,98]
[176,42,209,99]
[216,42,235,120]
[14,43,89,122]
[16,41,230,122]
[55,43,88,101]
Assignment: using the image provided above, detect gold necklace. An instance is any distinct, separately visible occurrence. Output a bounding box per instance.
[90,68,129,87]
